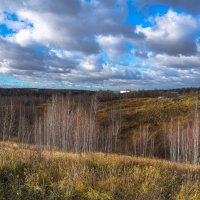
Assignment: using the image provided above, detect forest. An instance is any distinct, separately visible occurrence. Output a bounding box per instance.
[0,88,200,163]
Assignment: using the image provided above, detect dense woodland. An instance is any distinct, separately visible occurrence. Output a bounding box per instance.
[0,88,200,164]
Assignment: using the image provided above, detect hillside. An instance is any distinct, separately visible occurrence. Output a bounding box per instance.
[99,94,198,134]
[0,143,200,200]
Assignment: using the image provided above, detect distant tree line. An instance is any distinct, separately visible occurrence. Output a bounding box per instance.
[1,87,200,100]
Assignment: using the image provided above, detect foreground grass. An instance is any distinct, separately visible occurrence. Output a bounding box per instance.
[1,147,200,199]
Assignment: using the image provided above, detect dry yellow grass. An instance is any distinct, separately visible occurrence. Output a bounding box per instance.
[99,95,198,135]
[0,142,200,199]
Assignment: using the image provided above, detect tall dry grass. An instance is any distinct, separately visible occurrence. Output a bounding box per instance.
[0,143,200,199]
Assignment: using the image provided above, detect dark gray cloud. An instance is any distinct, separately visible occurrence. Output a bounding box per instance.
[32,0,82,15]
[146,37,197,56]
[150,53,200,69]
[0,38,77,73]
[0,0,81,15]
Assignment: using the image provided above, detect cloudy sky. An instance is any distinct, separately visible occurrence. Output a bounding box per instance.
[0,0,200,90]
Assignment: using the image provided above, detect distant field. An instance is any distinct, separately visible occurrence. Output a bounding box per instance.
[0,143,200,200]
[99,95,198,135]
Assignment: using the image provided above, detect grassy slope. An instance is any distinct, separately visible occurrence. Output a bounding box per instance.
[1,144,200,199]
[99,95,198,136]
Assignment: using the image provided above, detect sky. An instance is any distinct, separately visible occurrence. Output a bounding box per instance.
[0,0,200,90]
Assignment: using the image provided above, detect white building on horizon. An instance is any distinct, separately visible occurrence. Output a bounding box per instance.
[120,89,131,94]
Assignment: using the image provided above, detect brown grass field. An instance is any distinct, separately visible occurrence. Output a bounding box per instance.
[0,142,200,200]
